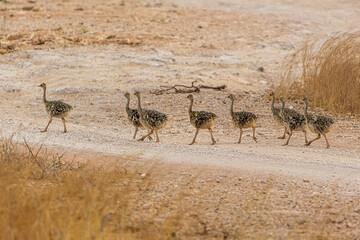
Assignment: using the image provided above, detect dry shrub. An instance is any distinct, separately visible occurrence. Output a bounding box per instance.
[0,137,181,240]
[277,31,360,115]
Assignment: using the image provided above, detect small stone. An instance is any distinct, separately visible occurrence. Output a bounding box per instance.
[298,219,306,225]
[23,6,34,11]
[257,66,264,72]
[30,32,48,45]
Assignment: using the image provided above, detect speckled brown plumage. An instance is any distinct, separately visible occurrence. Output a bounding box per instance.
[279,98,308,146]
[228,94,257,144]
[39,83,73,133]
[187,94,217,145]
[134,91,168,142]
[303,98,334,148]
[124,92,152,140]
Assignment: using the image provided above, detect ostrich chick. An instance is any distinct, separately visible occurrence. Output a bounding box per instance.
[134,91,168,142]
[279,98,308,146]
[303,98,334,148]
[187,94,217,145]
[38,83,73,133]
[124,92,152,140]
[228,94,257,144]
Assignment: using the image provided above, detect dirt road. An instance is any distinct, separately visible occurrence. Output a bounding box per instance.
[0,0,359,189]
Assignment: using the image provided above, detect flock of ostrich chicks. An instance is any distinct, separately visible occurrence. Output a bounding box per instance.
[38,83,334,148]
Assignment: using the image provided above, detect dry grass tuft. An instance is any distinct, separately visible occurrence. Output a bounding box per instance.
[0,137,181,240]
[276,31,360,115]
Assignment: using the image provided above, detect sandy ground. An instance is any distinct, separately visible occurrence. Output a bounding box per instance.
[1,0,360,237]
[62,152,360,239]
[1,45,359,188]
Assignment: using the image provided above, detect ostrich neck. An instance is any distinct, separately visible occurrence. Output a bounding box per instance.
[281,101,285,114]
[42,87,47,103]
[304,101,308,116]
[136,95,142,113]
[126,97,130,110]
[271,95,275,110]
[230,98,234,115]
[188,99,193,114]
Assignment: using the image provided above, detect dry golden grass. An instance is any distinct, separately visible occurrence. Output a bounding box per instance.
[276,31,360,115]
[0,137,182,240]
[1,136,360,239]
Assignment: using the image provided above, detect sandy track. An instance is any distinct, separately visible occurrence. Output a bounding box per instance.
[0,0,359,191]
[0,46,359,190]
[2,113,359,188]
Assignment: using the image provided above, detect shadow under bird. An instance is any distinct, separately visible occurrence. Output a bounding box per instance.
[38,83,73,133]
[279,98,308,146]
[134,91,168,142]
[187,94,217,145]
[124,92,152,140]
[303,98,334,148]
[227,94,257,144]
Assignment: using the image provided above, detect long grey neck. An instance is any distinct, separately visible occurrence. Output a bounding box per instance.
[271,95,275,110]
[42,87,47,103]
[136,95,142,113]
[230,98,234,115]
[126,97,130,110]
[188,98,193,114]
[304,100,308,116]
[280,100,285,114]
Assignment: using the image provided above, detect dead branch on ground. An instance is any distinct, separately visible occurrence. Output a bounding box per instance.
[150,81,226,95]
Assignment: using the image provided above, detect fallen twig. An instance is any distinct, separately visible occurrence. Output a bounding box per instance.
[198,84,226,90]
[150,80,226,95]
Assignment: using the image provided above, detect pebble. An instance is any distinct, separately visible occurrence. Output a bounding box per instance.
[23,6,34,11]
[257,66,264,72]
